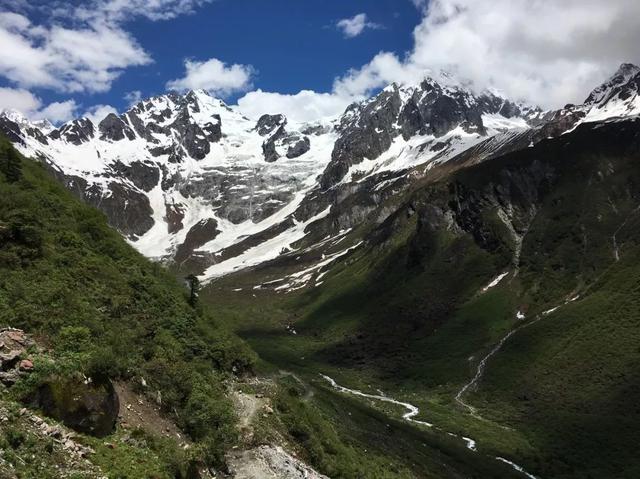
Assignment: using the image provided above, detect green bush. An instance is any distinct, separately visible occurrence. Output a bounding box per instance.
[182,374,237,466]
[0,136,256,473]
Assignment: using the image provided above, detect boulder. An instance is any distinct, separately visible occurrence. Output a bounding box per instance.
[32,376,120,438]
[0,328,35,385]
[19,359,34,371]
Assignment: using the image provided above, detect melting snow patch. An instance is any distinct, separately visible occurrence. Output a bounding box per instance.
[462,437,477,451]
[496,457,538,479]
[199,206,332,282]
[482,272,509,292]
[267,241,364,293]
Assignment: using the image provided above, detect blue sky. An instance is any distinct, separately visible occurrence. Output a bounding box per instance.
[0,0,423,123]
[128,0,420,101]
[0,0,636,124]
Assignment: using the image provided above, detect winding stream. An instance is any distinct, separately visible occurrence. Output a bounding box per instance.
[321,374,536,478]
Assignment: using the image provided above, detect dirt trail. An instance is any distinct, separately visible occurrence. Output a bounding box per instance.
[226,379,327,479]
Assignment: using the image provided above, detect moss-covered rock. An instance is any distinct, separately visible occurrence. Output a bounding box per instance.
[33,375,119,438]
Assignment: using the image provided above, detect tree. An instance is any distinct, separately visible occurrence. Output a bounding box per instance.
[1,145,22,183]
[185,274,200,307]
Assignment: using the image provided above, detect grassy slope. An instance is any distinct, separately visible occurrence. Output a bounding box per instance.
[0,137,256,477]
[206,120,640,478]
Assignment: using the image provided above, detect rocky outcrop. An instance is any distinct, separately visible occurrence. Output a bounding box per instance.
[32,375,120,438]
[58,174,155,239]
[174,219,220,263]
[0,328,35,386]
[99,113,136,142]
[50,118,95,145]
[256,114,287,136]
[111,160,160,192]
[227,445,329,479]
[285,136,311,159]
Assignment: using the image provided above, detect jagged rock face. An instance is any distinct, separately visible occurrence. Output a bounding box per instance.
[51,118,95,145]
[260,119,311,163]
[319,81,542,190]
[110,161,160,193]
[55,173,154,239]
[0,116,27,145]
[99,114,136,142]
[256,114,287,136]
[584,63,640,106]
[174,218,220,263]
[286,136,310,158]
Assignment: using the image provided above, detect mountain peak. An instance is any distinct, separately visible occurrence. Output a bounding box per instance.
[1,109,32,126]
[584,62,640,105]
[614,62,640,78]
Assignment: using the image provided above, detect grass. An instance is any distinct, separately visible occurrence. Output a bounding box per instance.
[0,136,255,475]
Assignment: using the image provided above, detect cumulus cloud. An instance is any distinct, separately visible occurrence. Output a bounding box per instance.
[0,1,213,94]
[82,104,119,124]
[0,86,77,124]
[73,0,214,23]
[237,1,640,123]
[237,89,355,123]
[0,12,149,93]
[335,0,640,108]
[167,58,254,96]
[336,13,382,38]
[0,87,41,113]
[33,100,78,124]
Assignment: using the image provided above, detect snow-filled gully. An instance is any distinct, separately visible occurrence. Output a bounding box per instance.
[321,375,537,478]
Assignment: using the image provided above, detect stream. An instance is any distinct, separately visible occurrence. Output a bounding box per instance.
[321,374,536,478]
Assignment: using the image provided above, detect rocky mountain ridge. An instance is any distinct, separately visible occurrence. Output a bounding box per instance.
[2,64,640,283]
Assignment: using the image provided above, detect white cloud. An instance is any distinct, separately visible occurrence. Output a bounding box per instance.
[236,1,640,124]
[0,12,150,93]
[236,89,356,123]
[0,1,213,94]
[0,87,41,113]
[333,0,640,108]
[83,104,119,124]
[124,90,142,106]
[0,86,77,124]
[336,13,382,38]
[167,58,254,96]
[33,100,78,124]
[409,0,428,12]
[73,0,214,23]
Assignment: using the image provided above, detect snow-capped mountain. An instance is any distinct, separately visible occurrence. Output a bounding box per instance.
[540,63,640,135]
[2,64,638,284]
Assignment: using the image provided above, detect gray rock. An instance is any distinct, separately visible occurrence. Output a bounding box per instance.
[256,114,287,136]
[286,137,310,159]
[50,118,95,145]
[98,114,136,142]
[110,161,160,193]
